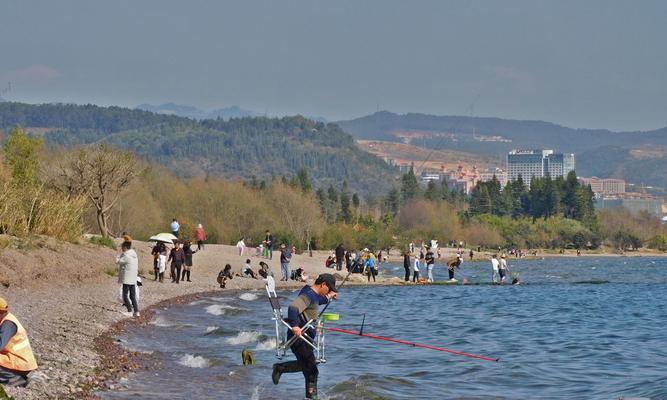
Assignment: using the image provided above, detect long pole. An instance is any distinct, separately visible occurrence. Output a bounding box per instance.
[324,326,499,362]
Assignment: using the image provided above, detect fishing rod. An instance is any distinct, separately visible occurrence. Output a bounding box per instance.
[324,326,499,362]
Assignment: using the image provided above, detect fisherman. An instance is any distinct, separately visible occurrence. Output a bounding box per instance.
[272,273,338,399]
[491,254,500,284]
[0,297,38,387]
[499,254,510,283]
[425,247,435,282]
[447,255,463,280]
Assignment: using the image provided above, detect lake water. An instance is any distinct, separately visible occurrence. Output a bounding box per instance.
[100,256,667,399]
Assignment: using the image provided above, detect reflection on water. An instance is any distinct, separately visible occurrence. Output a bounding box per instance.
[100,257,667,399]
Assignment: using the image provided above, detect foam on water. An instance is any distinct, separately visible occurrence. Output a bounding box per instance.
[177,354,212,368]
[226,331,261,345]
[205,326,218,333]
[239,292,259,301]
[150,315,175,327]
[205,304,244,316]
[255,338,277,351]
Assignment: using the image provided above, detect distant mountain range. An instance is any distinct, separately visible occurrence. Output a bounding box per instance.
[136,103,259,120]
[336,111,667,188]
[0,102,394,193]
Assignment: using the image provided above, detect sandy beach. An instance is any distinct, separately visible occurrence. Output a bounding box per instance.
[0,236,664,399]
[0,238,403,399]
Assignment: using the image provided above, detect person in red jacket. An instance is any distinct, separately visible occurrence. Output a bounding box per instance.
[194,224,207,251]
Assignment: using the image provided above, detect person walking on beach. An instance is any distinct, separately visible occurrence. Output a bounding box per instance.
[403,251,411,281]
[425,247,435,282]
[170,218,180,238]
[469,249,474,261]
[151,241,164,280]
[236,238,246,256]
[117,241,140,317]
[280,244,292,281]
[182,240,197,282]
[194,224,206,250]
[168,241,185,283]
[265,230,274,260]
[491,254,500,284]
[272,274,338,399]
[0,297,38,387]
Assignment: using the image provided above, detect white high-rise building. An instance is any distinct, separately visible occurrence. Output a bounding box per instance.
[507,149,575,188]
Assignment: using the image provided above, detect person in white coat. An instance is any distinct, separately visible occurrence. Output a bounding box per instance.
[491,254,500,284]
[117,241,140,317]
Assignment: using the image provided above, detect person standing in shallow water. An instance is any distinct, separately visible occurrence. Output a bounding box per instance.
[272,273,338,399]
[403,250,411,281]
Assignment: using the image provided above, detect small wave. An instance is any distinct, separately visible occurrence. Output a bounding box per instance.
[206,326,219,333]
[255,338,277,351]
[226,331,261,345]
[205,304,245,316]
[150,315,176,327]
[177,354,211,368]
[239,292,259,301]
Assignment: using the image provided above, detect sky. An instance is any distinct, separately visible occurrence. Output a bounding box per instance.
[1,0,665,131]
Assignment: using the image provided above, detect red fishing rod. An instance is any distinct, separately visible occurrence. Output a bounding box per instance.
[324,326,499,362]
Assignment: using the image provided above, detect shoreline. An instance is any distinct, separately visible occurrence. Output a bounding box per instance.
[1,238,665,399]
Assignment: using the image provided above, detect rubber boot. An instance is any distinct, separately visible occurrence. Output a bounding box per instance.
[305,381,317,399]
[272,361,301,385]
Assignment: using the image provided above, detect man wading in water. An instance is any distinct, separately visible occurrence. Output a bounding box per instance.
[272,273,338,399]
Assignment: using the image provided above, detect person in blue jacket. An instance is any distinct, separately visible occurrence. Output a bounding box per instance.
[271,274,338,399]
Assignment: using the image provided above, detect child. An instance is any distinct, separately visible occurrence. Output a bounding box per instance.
[241,259,258,279]
[217,264,233,288]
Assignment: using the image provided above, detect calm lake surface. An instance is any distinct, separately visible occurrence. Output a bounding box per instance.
[100,257,667,400]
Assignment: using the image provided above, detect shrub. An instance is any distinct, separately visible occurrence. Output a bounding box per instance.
[89,235,117,250]
[647,234,667,251]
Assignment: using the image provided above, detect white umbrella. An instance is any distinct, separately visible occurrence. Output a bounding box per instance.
[149,233,178,244]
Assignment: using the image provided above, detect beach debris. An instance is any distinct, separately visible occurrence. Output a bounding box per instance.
[242,348,256,365]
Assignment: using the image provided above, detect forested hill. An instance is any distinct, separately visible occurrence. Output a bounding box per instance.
[0,102,397,192]
[337,111,667,188]
[336,111,667,154]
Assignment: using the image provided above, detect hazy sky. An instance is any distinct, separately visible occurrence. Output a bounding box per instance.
[1,0,665,131]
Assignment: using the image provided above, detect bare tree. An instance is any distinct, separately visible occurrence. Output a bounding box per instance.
[57,144,140,237]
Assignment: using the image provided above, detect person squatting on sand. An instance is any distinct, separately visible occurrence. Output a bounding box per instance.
[217,264,233,288]
[0,297,38,387]
[272,274,338,399]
